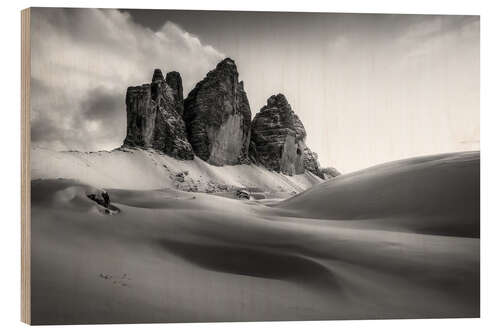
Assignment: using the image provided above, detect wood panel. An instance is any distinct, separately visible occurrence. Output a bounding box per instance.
[21,7,31,325]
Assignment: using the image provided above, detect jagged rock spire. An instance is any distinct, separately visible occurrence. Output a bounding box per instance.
[250,93,323,178]
[123,60,327,177]
[123,69,194,160]
[166,71,184,117]
[151,68,164,82]
[183,58,252,166]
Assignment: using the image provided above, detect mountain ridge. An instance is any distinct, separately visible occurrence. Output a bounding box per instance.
[123,58,333,179]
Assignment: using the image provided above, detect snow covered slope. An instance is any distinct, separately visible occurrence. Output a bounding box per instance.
[31,147,323,194]
[277,151,480,237]
[29,151,480,323]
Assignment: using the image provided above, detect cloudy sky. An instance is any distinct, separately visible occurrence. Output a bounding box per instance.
[31,8,479,172]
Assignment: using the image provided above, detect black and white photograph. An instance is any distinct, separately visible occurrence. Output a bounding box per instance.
[21,6,479,325]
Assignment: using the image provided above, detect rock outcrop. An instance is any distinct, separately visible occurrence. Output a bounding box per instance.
[320,167,341,180]
[122,61,333,180]
[165,71,184,117]
[184,58,252,166]
[123,69,194,160]
[250,94,323,178]
[303,147,322,178]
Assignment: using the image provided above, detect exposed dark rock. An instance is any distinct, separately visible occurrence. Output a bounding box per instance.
[184,58,252,166]
[175,172,185,182]
[151,68,164,83]
[166,71,184,117]
[250,93,323,178]
[87,191,110,208]
[123,69,194,160]
[87,191,120,215]
[122,61,334,180]
[320,167,341,180]
[303,147,323,178]
[236,189,250,200]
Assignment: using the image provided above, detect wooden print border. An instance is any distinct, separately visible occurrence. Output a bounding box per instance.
[21,7,31,325]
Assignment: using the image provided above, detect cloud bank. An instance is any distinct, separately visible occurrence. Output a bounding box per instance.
[30,8,224,151]
[30,9,479,172]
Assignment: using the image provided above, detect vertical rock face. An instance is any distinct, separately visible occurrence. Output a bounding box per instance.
[165,71,184,117]
[123,69,194,160]
[250,94,323,178]
[124,84,154,147]
[183,58,252,166]
[122,62,333,178]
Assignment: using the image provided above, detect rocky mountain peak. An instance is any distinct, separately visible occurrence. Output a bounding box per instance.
[250,93,322,178]
[265,93,290,109]
[123,60,334,179]
[151,68,164,82]
[183,58,252,166]
[216,57,237,71]
[165,71,184,117]
[165,71,183,97]
[123,69,194,160]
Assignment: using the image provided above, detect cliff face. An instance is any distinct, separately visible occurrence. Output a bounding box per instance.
[250,94,323,178]
[122,61,332,178]
[123,69,194,160]
[165,71,184,117]
[183,58,252,166]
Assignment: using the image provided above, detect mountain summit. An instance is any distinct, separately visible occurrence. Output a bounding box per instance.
[250,94,323,177]
[123,59,331,178]
[184,57,252,166]
[123,68,194,159]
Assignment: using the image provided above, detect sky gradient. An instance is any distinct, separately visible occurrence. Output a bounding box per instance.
[31,8,479,172]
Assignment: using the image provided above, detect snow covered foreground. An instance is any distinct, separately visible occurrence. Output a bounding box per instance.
[29,149,479,324]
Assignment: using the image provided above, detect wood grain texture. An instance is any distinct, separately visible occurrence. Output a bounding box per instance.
[21,7,31,325]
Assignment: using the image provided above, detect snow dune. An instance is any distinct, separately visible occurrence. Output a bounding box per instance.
[29,151,479,324]
[277,151,479,237]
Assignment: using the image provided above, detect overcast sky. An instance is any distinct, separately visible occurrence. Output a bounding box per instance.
[31,8,479,172]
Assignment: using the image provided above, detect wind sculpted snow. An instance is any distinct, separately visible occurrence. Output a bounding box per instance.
[30,151,479,324]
